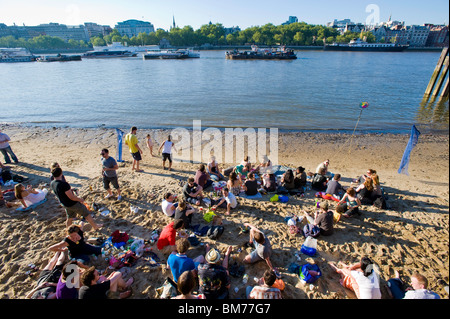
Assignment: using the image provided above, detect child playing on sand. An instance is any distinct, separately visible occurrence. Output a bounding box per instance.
[146,134,154,157]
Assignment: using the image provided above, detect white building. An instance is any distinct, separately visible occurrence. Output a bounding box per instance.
[406,25,430,47]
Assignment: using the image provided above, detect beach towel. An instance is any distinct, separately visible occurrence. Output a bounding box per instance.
[315,192,340,202]
[241,192,263,200]
[15,198,48,212]
[115,128,125,162]
[271,165,296,176]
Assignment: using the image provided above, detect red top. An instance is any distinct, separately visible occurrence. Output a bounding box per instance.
[157,221,176,250]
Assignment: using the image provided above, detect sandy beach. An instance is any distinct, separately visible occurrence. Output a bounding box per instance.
[0,124,448,299]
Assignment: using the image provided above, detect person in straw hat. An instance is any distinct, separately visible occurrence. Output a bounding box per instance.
[197,245,232,300]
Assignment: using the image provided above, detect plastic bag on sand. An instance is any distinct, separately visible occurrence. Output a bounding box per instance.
[300,236,317,256]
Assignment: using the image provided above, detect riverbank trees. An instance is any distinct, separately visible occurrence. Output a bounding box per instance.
[0,22,374,50]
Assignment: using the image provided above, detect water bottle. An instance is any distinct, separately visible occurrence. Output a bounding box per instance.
[242,274,248,284]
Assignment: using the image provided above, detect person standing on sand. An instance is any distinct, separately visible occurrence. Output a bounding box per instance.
[0,128,19,164]
[50,167,102,231]
[124,126,143,172]
[146,134,154,157]
[158,135,176,171]
[101,148,122,200]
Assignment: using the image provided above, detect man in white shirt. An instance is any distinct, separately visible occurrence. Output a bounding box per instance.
[158,135,177,171]
[161,192,178,217]
[315,159,329,174]
[212,188,237,215]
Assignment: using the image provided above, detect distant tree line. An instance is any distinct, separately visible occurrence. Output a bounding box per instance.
[0,22,378,50]
[0,34,89,50]
[91,23,377,47]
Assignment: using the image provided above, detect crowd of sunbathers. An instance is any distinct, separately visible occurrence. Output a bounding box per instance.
[0,127,443,299]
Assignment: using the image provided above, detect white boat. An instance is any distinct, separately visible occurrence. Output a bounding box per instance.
[0,48,36,63]
[93,42,158,53]
[324,38,409,52]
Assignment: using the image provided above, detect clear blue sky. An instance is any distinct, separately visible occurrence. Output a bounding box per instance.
[1,0,448,29]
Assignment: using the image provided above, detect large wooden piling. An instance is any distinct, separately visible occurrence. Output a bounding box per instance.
[424,47,449,98]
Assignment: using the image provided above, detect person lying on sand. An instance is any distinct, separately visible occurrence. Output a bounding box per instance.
[328,257,381,299]
[25,251,66,299]
[14,183,48,209]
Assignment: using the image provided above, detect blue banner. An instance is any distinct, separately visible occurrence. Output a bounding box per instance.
[398,125,421,175]
[116,129,124,162]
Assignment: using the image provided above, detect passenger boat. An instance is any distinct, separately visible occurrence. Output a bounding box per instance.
[82,49,137,58]
[36,54,82,62]
[143,48,200,60]
[225,45,297,60]
[0,48,36,63]
[324,38,409,52]
[93,42,156,53]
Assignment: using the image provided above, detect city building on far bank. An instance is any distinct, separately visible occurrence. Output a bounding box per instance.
[84,22,112,38]
[282,16,299,25]
[425,24,449,47]
[115,19,155,38]
[0,22,90,42]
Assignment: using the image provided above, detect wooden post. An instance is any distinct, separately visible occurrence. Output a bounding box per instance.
[424,47,448,96]
[441,76,449,98]
[432,55,449,97]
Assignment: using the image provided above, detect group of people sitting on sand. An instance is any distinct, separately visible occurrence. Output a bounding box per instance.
[154,215,280,299]
[150,155,441,300]
[2,126,442,300]
[21,157,133,299]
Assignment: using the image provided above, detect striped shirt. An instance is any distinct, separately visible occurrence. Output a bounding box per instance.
[249,285,282,299]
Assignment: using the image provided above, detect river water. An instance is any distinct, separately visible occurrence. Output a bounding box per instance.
[1,49,448,134]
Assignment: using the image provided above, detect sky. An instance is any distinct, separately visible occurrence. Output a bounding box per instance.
[1,0,448,30]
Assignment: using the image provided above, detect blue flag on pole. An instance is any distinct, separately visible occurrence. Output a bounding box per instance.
[398,125,420,175]
[116,129,124,162]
